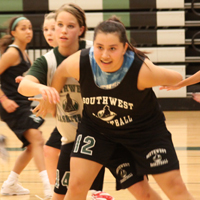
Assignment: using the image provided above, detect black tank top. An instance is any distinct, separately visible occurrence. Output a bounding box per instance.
[79,48,165,135]
[1,45,31,105]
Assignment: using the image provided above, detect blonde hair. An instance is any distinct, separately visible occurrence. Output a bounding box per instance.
[55,3,87,38]
[44,12,56,21]
[42,12,56,29]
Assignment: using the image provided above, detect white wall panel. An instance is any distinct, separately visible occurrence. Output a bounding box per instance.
[153,65,186,97]
[157,11,185,27]
[138,47,158,62]
[86,13,103,28]
[49,0,75,10]
[138,47,185,62]
[157,29,185,45]
[27,49,49,63]
[85,31,94,41]
[157,47,185,62]
[75,0,102,10]
[156,0,184,9]
[27,50,34,64]
[49,0,102,11]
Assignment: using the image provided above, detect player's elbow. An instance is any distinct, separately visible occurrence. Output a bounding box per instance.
[173,72,183,84]
[17,82,23,95]
[18,81,28,96]
[163,71,183,86]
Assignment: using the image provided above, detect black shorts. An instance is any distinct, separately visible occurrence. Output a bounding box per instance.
[54,141,143,194]
[71,122,179,180]
[1,106,44,148]
[54,142,105,194]
[45,127,62,149]
[106,144,144,189]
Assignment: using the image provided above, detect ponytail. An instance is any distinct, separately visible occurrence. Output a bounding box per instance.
[0,35,13,54]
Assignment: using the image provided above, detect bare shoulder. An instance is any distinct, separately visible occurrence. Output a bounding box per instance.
[67,50,81,62]
[2,47,19,61]
[140,58,164,76]
[141,58,156,69]
[0,47,19,73]
[67,51,81,79]
[62,50,81,70]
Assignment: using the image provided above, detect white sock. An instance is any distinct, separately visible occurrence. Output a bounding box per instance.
[6,171,19,184]
[39,170,50,185]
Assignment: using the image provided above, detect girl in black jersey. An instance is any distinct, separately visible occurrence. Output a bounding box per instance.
[40,16,195,200]
[18,5,164,200]
[15,12,63,193]
[0,17,52,198]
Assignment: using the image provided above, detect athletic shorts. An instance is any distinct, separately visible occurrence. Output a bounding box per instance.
[45,127,62,149]
[71,122,179,178]
[0,105,44,148]
[54,142,105,194]
[55,141,144,194]
[106,144,144,189]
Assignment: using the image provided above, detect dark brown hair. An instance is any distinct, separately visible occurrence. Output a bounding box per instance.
[0,16,21,52]
[94,16,148,59]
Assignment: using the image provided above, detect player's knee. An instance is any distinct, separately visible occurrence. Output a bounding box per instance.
[26,145,33,153]
[168,175,188,195]
[27,129,45,146]
[43,145,56,157]
[68,178,88,195]
[131,187,150,199]
[34,133,44,146]
[68,181,82,194]
[128,181,153,200]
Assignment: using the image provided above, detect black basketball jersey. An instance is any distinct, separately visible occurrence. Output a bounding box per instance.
[79,48,165,135]
[0,45,30,105]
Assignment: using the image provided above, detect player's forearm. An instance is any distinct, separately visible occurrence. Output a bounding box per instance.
[176,71,200,88]
[51,67,67,93]
[18,79,43,96]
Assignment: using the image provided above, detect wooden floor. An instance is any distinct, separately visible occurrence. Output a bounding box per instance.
[0,111,200,200]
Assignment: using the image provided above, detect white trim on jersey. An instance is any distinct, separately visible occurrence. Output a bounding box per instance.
[44,49,57,86]
[44,40,93,86]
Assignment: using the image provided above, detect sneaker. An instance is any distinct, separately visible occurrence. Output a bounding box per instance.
[91,191,115,200]
[1,181,30,195]
[0,135,9,164]
[43,183,53,199]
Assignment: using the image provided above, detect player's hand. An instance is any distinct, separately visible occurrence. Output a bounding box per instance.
[29,97,56,118]
[1,98,19,113]
[159,85,181,91]
[38,86,60,104]
[15,76,24,83]
[192,93,200,103]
